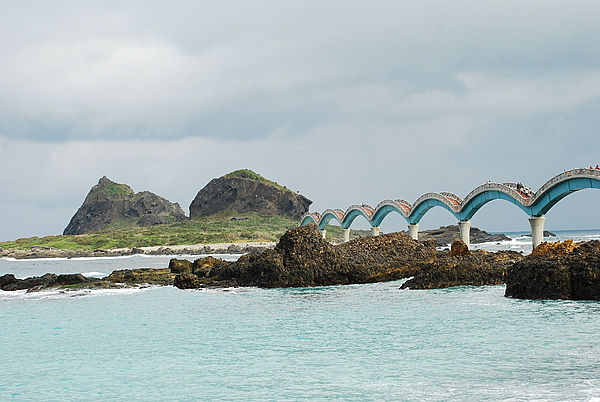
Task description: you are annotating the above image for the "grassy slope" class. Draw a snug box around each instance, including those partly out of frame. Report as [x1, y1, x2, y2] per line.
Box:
[224, 169, 294, 193]
[0, 212, 298, 250]
[0, 213, 366, 250]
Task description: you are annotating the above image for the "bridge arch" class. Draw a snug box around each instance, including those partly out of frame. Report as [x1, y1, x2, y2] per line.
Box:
[529, 172, 600, 216]
[457, 184, 532, 221]
[340, 204, 374, 229]
[370, 199, 411, 227]
[299, 168, 600, 248]
[317, 209, 345, 230]
[406, 193, 461, 224]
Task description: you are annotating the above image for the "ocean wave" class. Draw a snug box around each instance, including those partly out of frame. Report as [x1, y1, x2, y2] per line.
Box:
[0, 285, 157, 301]
[80, 271, 109, 278]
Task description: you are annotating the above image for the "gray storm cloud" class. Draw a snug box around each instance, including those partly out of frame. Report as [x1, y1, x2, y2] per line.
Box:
[1, 1, 600, 240]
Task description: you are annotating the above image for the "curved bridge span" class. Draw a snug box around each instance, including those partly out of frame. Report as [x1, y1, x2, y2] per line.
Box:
[300, 168, 600, 248]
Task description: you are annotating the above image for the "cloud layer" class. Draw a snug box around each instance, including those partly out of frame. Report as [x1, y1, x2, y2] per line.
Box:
[1, 1, 600, 240]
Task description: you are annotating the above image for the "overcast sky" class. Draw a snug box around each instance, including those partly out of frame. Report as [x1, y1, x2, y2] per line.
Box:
[1, 0, 600, 241]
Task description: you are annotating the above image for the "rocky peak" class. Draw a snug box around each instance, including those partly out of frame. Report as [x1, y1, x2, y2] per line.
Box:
[98, 176, 114, 187]
[63, 177, 187, 235]
[189, 169, 312, 220]
[82, 176, 134, 205]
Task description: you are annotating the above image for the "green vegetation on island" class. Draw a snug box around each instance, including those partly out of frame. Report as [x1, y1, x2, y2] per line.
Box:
[224, 169, 294, 193]
[1, 212, 298, 251]
[89, 182, 134, 201]
[0, 212, 367, 251]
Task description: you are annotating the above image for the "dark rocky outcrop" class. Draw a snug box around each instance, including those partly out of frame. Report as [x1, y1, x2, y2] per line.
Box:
[169, 258, 193, 274]
[0, 268, 177, 291]
[400, 248, 522, 290]
[13, 230, 599, 297]
[189, 170, 312, 220]
[505, 240, 600, 300]
[417, 225, 510, 246]
[172, 230, 526, 291]
[450, 239, 472, 257]
[173, 224, 437, 289]
[104, 268, 176, 286]
[63, 176, 187, 235]
[0, 273, 103, 291]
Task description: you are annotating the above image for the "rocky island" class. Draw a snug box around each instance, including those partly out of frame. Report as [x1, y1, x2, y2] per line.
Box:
[189, 169, 312, 220]
[63, 176, 187, 235]
[0, 169, 307, 255]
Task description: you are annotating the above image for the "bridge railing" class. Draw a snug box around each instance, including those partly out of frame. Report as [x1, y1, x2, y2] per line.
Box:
[461, 182, 530, 208]
[373, 199, 411, 217]
[440, 191, 463, 204]
[410, 192, 461, 214]
[345, 204, 374, 220]
[394, 198, 412, 208]
[532, 168, 600, 203]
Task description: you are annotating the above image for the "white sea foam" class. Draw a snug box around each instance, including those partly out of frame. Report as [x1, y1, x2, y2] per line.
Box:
[0, 285, 155, 301]
[81, 271, 109, 278]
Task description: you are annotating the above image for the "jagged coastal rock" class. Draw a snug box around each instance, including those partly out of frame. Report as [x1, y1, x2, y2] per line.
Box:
[0, 269, 176, 291]
[171, 225, 523, 290]
[400, 239, 522, 290]
[173, 224, 435, 289]
[189, 170, 312, 220]
[63, 176, 187, 235]
[505, 240, 600, 300]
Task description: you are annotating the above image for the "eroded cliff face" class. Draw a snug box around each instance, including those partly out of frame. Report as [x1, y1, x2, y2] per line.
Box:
[189, 173, 312, 220]
[63, 177, 187, 235]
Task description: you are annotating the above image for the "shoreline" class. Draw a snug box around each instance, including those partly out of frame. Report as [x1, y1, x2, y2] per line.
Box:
[0, 241, 277, 260]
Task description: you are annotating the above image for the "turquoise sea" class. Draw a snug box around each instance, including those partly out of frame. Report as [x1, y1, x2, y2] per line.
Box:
[2, 230, 600, 401]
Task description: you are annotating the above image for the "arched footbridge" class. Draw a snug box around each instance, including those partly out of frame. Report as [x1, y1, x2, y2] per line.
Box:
[299, 168, 600, 248]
